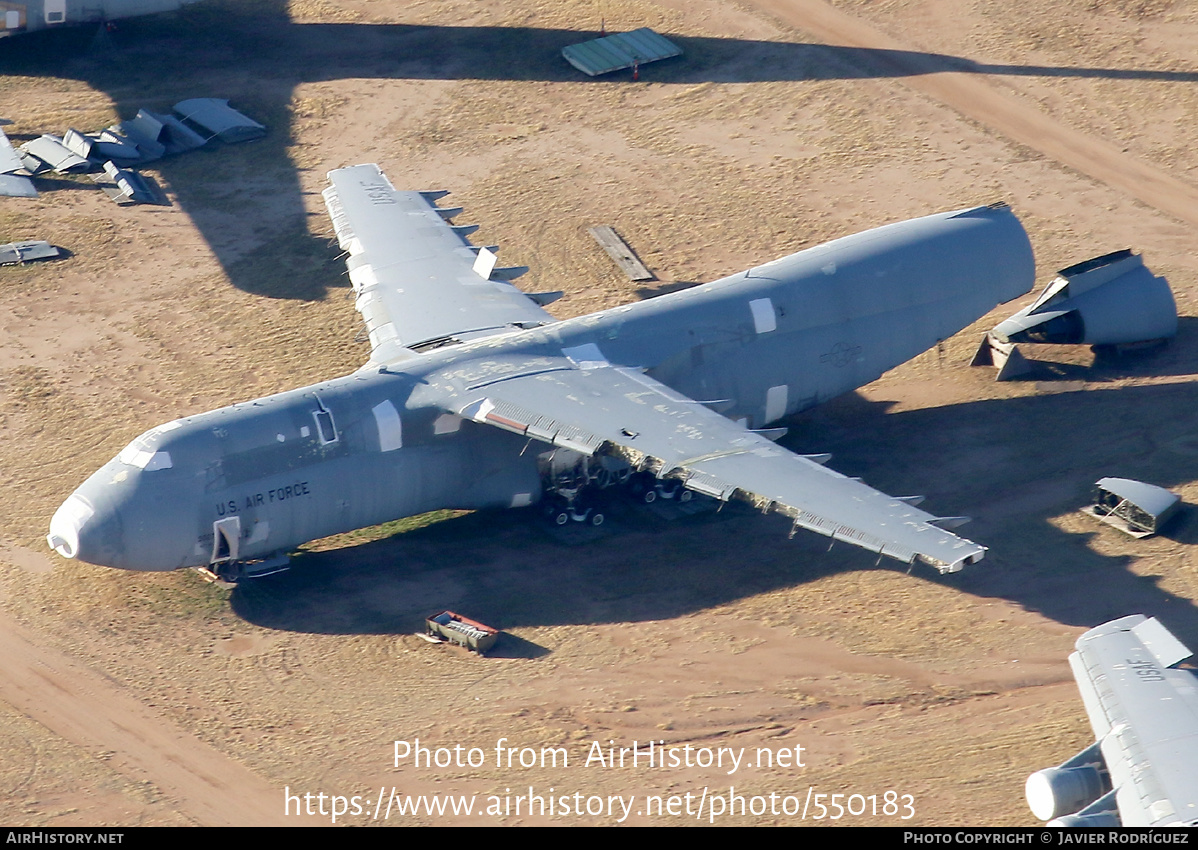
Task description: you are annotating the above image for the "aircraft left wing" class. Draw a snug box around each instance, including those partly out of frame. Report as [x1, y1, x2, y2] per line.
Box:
[1027, 615, 1198, 827]
[444, 355, 985, 573]
[323, 164, 556, 363]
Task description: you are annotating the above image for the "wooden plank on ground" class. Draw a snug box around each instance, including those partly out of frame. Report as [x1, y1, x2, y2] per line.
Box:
[588, 225, 655, 281]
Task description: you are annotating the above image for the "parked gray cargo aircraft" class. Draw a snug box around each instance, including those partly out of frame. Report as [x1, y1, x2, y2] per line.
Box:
[1027, 615, 1198, 827]
[47, 164, 1035, 578]
[0, 0, 201, 36]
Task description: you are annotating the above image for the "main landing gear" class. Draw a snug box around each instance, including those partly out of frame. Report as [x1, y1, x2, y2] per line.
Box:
[626, 471, 693, 504]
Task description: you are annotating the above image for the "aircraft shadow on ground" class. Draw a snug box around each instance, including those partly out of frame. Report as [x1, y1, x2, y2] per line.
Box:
[230, 378, 1198, 646]
[6, 0, 1197, 299]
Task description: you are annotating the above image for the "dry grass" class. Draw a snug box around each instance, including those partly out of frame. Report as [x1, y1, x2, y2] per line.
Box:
[0, 0, 1196, 827]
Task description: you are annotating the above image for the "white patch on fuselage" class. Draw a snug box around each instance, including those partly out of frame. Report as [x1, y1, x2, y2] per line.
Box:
[765, 384, 788, 423]
[749, 298, 776, 334]
[372, 399, 403, 451]
[562, 343, 609, 370]
[510, 493, 532, 508]
[434, 413, 462, 434]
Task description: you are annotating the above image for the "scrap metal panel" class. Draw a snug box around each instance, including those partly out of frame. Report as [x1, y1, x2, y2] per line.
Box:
[588, 225, 653, 280]
[562, 27, 682, 76]
[0, 240, 59, 264]
[0, 124, 23, 174]
[174, 98, 266, 144]
[20, 134, 90, 173]
[0, 173, 36, 198]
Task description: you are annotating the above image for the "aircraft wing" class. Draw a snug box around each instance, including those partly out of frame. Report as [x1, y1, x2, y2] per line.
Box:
[1053, 616, 1198, 826]
[448, 356, 985, 573]
[322, 164, 556, 363]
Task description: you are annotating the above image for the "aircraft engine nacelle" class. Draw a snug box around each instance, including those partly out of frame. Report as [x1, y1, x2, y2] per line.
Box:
[1047, 790, 1121, 828]
[992, 249, 1176, 347]
[1025, 742, 1113, 823]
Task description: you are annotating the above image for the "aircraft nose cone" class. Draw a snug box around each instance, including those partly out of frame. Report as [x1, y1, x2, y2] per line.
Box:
[46, 485, 125, 566]
[47, 493, 94, 559]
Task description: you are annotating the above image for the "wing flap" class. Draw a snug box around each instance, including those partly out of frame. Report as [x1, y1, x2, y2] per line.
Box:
[323, 165, 556, 361]
[451, 359, 984, 573]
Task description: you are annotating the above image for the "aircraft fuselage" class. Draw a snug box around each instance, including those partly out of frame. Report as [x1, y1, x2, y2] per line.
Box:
[48, 203, 1033, 571]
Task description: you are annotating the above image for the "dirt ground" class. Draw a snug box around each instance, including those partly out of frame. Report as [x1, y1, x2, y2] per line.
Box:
[2, 0, 1198, 827]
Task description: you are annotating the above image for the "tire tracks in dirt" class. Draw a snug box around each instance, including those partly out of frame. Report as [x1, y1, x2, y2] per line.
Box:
[0, 605, 309, 826]
[748, 0, 1198, 229]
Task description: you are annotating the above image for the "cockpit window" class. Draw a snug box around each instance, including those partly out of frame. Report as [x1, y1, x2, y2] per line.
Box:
[117, 422, 179, 471]
[118, 444, 173, 470]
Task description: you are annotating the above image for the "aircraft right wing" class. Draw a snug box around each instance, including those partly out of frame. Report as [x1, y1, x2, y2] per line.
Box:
[323, 164, 557, 364]
[440, 354, 986, 573]
[1026, 615, 1198, 827]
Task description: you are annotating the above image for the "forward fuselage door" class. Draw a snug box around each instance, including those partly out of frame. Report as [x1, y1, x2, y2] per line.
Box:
[211, 516, 240, 564]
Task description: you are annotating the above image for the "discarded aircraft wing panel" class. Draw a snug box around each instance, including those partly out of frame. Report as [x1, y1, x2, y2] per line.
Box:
[62, 128, 94, 160]
[1028, 616, 1198, 826]
[1084, 477, 1180, 538]
[0, 240, 60, 265]
[173, 98, 266, 144]
[19, 134, 91, 174]
[86, 130, 144, 163]
[149, 111, 207, 155]
[0, 125, 24, 174]
[110, 113, 166, 162]
[322, 164, 555, 357]
[0, 173, 37, 198]
[115, 109, 207, 158]
[94, 161, 167, 206]
[453, 360, 986, 573]
[562, 27, 683, 76]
